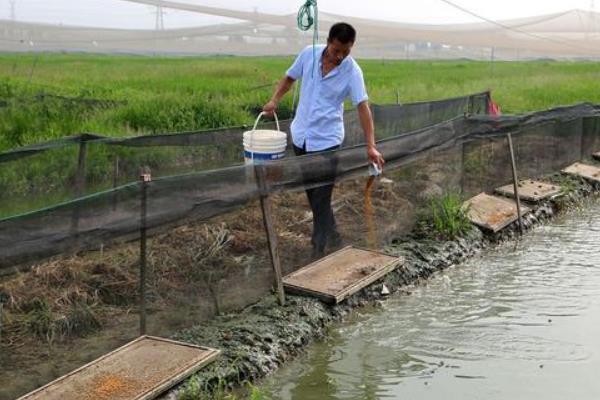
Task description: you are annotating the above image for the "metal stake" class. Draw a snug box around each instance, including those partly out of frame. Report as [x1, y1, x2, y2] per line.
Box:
[0, 302, 4, 345]
[74, 139, 88, 197]
[112, 155, 120, 211]
[490, 46, 496, 78]
[0, 291, 7, 345]
[255, 164, 286, 306]
[70, 138, 88, 240]
[139, 167, 151, 335]
[507, 133, 524, 236]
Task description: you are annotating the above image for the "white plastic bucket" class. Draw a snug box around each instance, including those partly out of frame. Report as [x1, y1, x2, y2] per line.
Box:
[243, 112, 287, 165]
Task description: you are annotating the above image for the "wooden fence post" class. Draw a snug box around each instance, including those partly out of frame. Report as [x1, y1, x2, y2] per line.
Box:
[507, 133, 524, 236]
[254, 164, 285, 306]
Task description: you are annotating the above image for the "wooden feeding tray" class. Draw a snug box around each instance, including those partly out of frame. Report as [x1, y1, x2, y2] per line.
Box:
[283, 246, 402, 304]
[562, 162, 600, 183]
[18, 336, 220, 400]
[495, 179, 561, 202]
[464, 193, 530, 232]
[593, 151, 600, 161]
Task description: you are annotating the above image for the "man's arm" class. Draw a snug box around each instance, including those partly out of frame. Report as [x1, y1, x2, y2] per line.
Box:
[357, 101, 385, 170]
[263, 76, 295, 116]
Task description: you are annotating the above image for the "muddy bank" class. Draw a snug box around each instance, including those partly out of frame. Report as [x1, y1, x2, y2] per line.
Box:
[161, 173, 599, 399]
[0, 168, 424, 400]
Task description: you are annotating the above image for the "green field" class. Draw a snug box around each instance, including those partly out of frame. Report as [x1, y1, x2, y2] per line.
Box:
[1, 54, 599, 400]
[1, 54, 600, 217]
[1, 53, 600, 152]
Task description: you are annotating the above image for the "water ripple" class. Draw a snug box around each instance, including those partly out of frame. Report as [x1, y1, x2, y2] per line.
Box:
[263, 201, 600, 400]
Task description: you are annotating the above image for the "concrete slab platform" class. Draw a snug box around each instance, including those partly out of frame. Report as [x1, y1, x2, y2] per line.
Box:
[562, 162, 600, 183]
[283, 246, 402, 304]
[495, 180, 561, 202]
[464, 193, 531, 232]
[18, 336, 220, 400]
[593, 151, 600, 161]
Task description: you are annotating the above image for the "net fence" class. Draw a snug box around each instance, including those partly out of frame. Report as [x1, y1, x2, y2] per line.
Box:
[1, 92, 600, 399]
[0, 91, 490, 268]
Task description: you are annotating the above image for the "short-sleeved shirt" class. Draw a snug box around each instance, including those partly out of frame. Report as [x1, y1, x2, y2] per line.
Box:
[286, 44, 368, 151]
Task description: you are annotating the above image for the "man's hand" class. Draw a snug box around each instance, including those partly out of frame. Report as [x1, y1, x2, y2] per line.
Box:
[357, 101, 384, 171]
[262, 100, 277, 116]
[263, 76, 295, 117]
[367, 145, 385, 171]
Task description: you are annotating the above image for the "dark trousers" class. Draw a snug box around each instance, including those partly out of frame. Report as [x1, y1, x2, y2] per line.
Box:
[293, 143, 340, 253]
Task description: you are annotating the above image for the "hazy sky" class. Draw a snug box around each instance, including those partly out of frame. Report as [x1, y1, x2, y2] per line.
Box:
[0, 0, 597, 29]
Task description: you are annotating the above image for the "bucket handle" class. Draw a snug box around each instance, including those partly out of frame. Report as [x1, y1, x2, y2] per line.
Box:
[252, 111, 280, 132]
[250, 111, 280, 163]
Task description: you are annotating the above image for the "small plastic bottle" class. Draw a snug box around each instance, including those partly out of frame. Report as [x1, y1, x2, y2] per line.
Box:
[368, 162, 382, 177]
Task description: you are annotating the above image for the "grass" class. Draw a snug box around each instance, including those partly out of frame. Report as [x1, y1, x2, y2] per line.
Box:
[2, 54, 600, 152]
[547, 173, 587, 212]
[1, 54, 600, 210]
[418, 192, 473, 240]
[180, 224, 240, 315]
[177, 357, 270, 400]
[179, 379, 271, 400]
[557, 175, 580, 195]
[0, 54, 293, 151]
[178, 377, 229, 400]
[21, 297, 100, 343]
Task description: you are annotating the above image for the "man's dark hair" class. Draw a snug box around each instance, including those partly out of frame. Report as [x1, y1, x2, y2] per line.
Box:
[328, 22, 356, 44]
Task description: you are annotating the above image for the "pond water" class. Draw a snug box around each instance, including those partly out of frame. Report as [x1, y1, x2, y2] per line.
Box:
[261, 200, 600, 400]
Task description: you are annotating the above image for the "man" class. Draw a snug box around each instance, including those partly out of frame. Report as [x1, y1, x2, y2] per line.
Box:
[263, 22, 385, 257]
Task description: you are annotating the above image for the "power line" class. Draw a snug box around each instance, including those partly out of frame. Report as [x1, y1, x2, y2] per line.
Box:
[437, 0, 600, 55]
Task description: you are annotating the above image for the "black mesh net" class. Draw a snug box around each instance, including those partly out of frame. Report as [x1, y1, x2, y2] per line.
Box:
[2, 93, 600, 399]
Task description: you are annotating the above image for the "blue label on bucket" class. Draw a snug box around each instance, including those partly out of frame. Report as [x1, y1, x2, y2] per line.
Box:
[244, 151, 286, 161]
